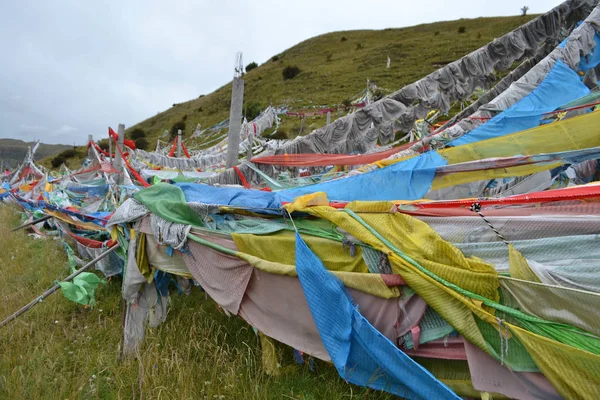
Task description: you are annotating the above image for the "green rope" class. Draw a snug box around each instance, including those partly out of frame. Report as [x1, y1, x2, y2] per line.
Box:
[342, 209, 600, 353]
[186, 233, 239, 256]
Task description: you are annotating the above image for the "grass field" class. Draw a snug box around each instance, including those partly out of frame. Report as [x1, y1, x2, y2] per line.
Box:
[0, 205, 395, 399]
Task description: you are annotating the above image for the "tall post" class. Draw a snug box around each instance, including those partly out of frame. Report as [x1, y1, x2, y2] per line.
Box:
[326, 111, 331, 125]
[247, 132, 253, 161]
[109, 128, 113, 166]
[114, 124, 125, 183]
[226, 77, 245, 168]
[177, 129, 182, 158]
[87, 135, 94, 160]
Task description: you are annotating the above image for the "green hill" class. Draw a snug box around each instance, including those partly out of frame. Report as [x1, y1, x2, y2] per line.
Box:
[0, 139, 72, 169]
[127, 15, 536, 147]
[36, 14, 538, 167]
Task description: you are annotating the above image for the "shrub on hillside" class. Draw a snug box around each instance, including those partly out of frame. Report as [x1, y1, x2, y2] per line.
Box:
[51, 156, 65, 168]
[282, 65, 301, 80]
[372, 88, 386, 101]
[355, 42, 363, 50]
[325, 52, 333, 62]
[341, 98, 352, 108]
[270, 131, 288, 140]
[340, 36, 347, 42]
[458, 26, 466, 34]
[59, 149, 78, 159]
[130, 128, 146, 140]
[271, 55, 279, 62]
[170, 121, 186, 140]
[244, 101, 262, 121]
[50, 148, 78, 168]
[97, 140, 109, 151]
[135, 137, 149, 150]
[245, 62, 258, 72]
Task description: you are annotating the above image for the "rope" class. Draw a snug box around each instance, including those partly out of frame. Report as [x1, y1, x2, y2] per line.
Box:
[496, 317, 510, 366]
[233, 165, 251, 189]
[168, 137, 178, 157]
[113, 138, 150, 188]
[469, 202, 509, 245]
[340, 208, 600, 352]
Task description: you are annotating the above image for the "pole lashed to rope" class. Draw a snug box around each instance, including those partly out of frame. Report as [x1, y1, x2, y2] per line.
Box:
[11, 215, 52, 232]
[0, 244, 119, 329]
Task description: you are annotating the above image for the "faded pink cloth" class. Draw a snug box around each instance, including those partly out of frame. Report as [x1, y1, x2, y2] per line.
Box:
[182, 238, 253, 315]
[463, 339, 562, 400]
[405, 337, 467, 360]
[177, 232, 427, 360]
[239, 268, 426, 361]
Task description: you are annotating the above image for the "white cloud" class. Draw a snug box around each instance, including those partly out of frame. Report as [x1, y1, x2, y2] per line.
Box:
[53, 125, 77, 135]
[18, 124, 45, 132]
[0, 0, 565, 145]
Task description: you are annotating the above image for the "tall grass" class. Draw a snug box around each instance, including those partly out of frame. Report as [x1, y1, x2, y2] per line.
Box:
[0, 205, 393, 399]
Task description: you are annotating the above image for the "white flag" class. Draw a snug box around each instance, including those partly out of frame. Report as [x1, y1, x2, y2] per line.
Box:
[31, 140, 40, 156]
[386, 56, 391, 69]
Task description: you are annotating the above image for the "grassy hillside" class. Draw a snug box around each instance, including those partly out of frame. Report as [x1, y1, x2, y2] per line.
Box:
[0, 139, 72, 169]
[0, 205, 394, 399]
[33, 15, 538, 168]
[129, 15, 536, 146]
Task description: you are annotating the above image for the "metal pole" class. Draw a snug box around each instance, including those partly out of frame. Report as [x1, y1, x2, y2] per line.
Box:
[177, 129, 182, 158]
[11, 215, 52, 232]
[0, 244, 119, 329]
[326, 111, 331, 125]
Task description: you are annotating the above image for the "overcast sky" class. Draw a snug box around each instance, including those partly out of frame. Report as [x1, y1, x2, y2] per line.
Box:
[0, 0, 562, 145]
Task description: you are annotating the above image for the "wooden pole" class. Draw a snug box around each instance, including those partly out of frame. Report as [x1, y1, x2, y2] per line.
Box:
[0, 244, 120, 329]
[11, 215, 52, 232]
